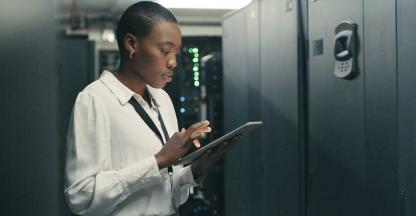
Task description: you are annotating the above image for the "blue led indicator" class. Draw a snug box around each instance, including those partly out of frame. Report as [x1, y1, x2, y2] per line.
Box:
[179, 96, 186, 102]
[180, 108, 186, 113]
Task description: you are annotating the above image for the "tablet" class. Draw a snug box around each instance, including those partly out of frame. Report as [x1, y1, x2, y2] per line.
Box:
[173, 121, 263, 166]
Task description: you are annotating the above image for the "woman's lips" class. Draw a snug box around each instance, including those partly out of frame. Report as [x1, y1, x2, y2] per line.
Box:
[162, 74, 172, 82]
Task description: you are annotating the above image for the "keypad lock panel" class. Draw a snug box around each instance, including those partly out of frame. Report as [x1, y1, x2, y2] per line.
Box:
[335, 58, 353, 79]
[333, 21, 357, 79]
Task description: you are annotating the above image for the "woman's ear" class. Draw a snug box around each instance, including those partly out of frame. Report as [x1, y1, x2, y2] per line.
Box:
[123, 33, 138, 57]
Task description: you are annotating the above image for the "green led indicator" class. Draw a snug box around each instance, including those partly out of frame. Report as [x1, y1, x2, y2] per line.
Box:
[194, 72, 199, 76]
[194, 63, 199, 67]
[188, 48, 193, 53]
[194, 81, 200, 86]
[193, 67, 199, 72]
[192, 48, 199, 53]
[194, 53, 199, 58]
[193, 58, 198, 63]
[194, 76, 199, 81]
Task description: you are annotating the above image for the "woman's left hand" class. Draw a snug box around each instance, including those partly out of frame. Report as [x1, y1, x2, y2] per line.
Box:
[191, 135, 241, 179]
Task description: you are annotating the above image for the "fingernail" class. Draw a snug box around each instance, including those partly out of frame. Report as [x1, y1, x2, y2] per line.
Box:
[193, 140, 201, 148]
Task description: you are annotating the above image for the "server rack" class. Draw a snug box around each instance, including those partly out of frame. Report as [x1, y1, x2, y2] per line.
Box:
[223, 0, 416, 215]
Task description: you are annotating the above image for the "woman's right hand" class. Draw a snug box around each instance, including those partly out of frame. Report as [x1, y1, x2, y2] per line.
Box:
[155, 120, 211, 169]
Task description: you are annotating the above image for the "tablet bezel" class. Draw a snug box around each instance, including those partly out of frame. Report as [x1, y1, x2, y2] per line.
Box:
[173, 121, 262, 166]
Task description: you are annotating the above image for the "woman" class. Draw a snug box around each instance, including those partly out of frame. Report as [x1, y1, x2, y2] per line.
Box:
[64, 1, 233, 215]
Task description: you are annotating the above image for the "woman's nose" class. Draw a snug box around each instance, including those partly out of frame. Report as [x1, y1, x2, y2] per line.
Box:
[167, 56, 177, 70]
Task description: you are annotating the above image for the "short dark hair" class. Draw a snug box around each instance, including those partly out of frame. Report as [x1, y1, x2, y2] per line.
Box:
[116, 1, 177, 53]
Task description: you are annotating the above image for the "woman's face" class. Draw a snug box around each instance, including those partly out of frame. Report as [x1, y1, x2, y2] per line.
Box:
[132, 21, 182, 89]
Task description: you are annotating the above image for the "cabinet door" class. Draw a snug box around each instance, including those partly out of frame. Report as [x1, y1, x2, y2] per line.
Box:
[245, 2, 263, 215]
[223, 8, 251, 216]
[308, 0, 366, 215]
[398, 0, 416, 215]
[260, 0, 303, 215]
[364, 0, 399, 215]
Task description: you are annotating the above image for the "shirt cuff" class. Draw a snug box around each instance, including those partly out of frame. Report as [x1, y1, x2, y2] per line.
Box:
[179, 165, 206, 187]
[117, 156, 162, 194]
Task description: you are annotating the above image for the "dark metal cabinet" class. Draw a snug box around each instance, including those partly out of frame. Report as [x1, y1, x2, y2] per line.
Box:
[308, 1, 367, 215]
[398, 0, 416, 215]
[223, 0, 304, 215]
[245, 2, 263, 215]
[260, 0, 304, 215]
[0, 0, 65, 215]
[308, 0, 404, 215]
[223, 2, 263, 216]
[223, 6, 251, 216]
[223, 0, 416, 215]
[364, 0, 399, 215]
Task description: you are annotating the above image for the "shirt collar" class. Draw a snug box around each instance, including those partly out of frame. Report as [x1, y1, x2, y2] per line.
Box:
[100, 70, 161, 107]
[146, 87, 161, 107]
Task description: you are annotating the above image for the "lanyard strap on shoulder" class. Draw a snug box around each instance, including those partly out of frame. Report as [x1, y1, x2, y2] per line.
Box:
[129, 97, 165, 144]
[153, 98, 170, 144]
[128, 96, 174, 175]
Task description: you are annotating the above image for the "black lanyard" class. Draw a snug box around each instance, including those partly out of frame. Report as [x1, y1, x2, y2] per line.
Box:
[128, 96, 173, 175]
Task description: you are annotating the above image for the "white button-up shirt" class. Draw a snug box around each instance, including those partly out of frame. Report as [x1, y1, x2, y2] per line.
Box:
[65, 71, 198, 216]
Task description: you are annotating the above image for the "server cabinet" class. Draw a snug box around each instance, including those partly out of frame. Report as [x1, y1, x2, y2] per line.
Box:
[223, 7, 251, 216]
[223, 2, 261, 216]
[0, 0, 62, 215]
[245, 2, 263, 215]
[308, 0, 367, 215]
[224, 0, 413, 215]
[308, 0, 400, 215]
[224, 0, 304, 215]
[260, 0, 304, 215]
[363, 0, 399, 215]
[87, 41, 119, 80]
[398, 0, 416, 215]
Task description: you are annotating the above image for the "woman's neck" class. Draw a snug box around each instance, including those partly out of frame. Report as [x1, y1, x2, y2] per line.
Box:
[115, 66, 147, 98]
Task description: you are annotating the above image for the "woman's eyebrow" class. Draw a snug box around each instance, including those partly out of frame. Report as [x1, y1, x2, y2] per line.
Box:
[158, 41, 182, 52]
[158, 41, 181, 48]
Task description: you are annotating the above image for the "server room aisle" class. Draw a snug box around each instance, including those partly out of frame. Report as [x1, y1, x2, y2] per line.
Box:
[1, 0, 416, 216]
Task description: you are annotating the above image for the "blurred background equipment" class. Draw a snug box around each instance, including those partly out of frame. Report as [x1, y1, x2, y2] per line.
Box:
[3, 0, 416, 216]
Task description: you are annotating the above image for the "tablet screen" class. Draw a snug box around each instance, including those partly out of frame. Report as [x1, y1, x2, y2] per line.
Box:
[173, 121, 262, 166]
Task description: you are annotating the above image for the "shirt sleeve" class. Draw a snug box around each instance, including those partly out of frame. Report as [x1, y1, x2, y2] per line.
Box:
[172, 165, 206, 206]
[64, 92, 162, 216]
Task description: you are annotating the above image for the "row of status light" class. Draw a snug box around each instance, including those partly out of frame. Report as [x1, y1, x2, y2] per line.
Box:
[188, 47, 200, 87]
[179, 96, 186, 113]
[178, 96, 200, 114]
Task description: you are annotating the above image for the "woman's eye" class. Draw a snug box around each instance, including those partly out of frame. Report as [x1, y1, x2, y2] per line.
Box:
[161, 49, 170, 54]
